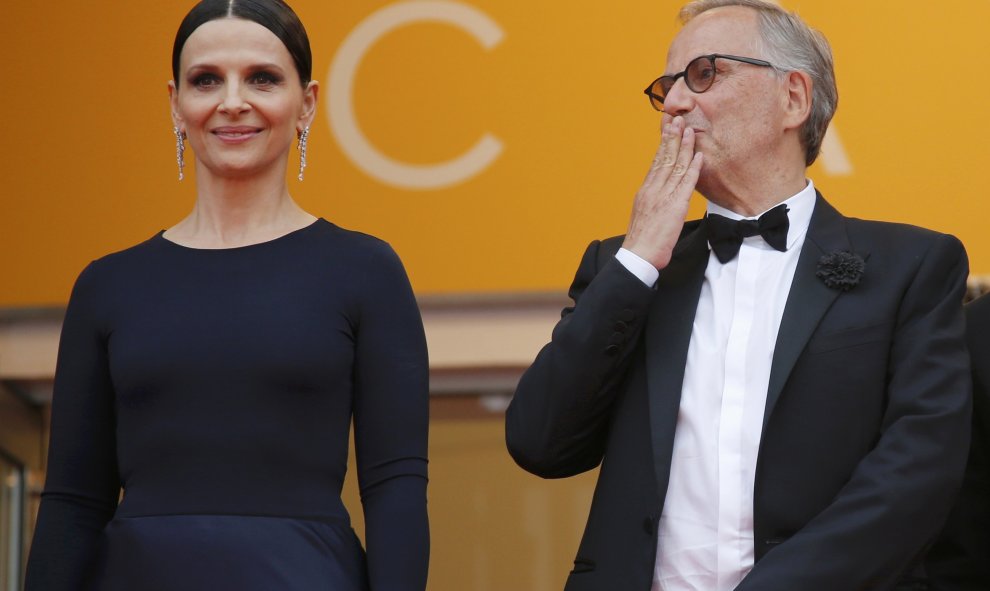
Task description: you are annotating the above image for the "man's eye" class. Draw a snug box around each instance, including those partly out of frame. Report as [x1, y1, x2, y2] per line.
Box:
[694, 66, 715, 82]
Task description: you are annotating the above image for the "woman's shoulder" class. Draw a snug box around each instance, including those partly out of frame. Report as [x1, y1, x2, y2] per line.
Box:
[62, 234, 164, 315]
[308, 219, 405, 266]
[76, 233, 163, 280]
[311, 219, 391, 250]
[308, 221, 413, 295]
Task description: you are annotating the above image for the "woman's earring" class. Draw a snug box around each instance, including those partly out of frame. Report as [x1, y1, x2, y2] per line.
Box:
[297, 126, 309, 181]
[174, 127, 186, 181]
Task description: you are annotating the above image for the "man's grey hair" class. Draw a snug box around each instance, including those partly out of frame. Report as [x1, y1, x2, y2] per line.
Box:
[680, 0, 837, 166]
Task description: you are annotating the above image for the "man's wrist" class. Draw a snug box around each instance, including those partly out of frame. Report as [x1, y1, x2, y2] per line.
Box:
[615, 248, 659, 287]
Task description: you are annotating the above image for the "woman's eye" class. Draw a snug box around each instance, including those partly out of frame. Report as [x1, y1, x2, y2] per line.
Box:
[192, 74, 221, 89]
[250, 72, 281, 86]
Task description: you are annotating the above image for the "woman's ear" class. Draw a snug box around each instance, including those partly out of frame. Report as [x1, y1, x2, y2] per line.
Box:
[168, 80, 184, 131]
[299, 80, 320, 131]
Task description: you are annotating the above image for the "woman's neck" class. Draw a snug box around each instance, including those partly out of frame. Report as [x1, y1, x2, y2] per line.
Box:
[164, 161, 316, 249]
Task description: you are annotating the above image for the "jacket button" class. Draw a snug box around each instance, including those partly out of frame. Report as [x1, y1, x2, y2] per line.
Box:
[613, 320, 628, 332]
[605, 344, 620, 355]
[643, 517, 655, 535]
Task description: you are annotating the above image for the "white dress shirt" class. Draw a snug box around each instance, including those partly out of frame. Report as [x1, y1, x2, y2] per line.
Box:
[616, 181, 817, 591]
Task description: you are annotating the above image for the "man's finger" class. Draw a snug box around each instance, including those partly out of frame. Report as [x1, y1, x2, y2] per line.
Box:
[644, 116, 684, 185]
[670, 126, 696, 178]
[675, 152, 703, 196]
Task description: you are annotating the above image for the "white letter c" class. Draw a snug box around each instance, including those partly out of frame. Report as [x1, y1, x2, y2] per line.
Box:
[328, 1, 505, 191]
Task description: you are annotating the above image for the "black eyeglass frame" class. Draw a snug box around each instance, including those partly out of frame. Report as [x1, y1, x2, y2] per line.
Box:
[644, 53, 776, 111]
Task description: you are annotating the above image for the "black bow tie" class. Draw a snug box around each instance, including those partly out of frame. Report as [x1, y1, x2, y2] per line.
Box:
[705, 204, 790, 263]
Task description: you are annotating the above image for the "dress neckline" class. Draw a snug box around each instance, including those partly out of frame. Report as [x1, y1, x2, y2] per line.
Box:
[155, 218, 325, 252]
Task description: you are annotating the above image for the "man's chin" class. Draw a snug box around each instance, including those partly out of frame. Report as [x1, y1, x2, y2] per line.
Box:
[694, 172, 717, 201]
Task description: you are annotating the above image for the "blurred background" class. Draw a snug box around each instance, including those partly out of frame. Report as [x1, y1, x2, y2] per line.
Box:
[2, 0, 989, 589]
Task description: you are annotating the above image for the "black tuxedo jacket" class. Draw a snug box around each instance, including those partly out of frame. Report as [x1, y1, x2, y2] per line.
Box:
[928, 294, 990, 590]
[506, 194, 972, 590]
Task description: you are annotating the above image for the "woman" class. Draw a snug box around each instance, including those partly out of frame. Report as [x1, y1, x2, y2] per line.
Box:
[24, 1, 430, 589]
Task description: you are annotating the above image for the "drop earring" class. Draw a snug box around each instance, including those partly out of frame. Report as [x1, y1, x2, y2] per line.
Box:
[174, 127, 186, 181]
[297, 126, 309, 181]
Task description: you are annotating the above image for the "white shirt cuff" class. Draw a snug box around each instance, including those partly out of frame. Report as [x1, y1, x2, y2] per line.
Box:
[615, 248, 659, 287]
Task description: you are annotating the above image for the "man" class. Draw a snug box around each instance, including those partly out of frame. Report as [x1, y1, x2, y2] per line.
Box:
[928, 294, 990, 589]
[505, 1, 972, 589]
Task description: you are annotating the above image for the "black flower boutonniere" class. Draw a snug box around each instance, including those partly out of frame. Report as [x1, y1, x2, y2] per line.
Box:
[816, 250, 865, 291]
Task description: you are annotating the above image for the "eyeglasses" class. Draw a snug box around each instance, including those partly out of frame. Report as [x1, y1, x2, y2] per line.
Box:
[644, 54, 775, 111]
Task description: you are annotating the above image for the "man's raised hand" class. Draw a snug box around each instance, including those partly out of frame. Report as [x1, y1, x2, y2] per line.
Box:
[621, 115, 703, 270]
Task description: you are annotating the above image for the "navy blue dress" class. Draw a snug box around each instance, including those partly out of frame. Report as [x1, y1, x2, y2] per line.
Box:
[25, 220, 430, 590]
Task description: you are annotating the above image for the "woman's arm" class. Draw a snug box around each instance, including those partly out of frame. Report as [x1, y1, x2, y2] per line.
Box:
[25, 263, 121, 590]
[352, 243, 430, 591]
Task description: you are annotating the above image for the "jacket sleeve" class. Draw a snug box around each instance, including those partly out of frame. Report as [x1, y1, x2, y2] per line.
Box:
[926, 294, 990, 590]
[738, 233, 972, 590]
[505, 239, 656, 478]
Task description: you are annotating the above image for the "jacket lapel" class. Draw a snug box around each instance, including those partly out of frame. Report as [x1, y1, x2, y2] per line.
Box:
[646, 221, 710, 491]
[763, 194, 862, 431]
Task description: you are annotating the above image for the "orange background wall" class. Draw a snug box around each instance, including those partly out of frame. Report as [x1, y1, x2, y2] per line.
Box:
[2, 0, 989, 307]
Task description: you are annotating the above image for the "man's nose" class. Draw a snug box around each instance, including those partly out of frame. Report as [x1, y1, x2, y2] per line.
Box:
[661, 77, 695, 116]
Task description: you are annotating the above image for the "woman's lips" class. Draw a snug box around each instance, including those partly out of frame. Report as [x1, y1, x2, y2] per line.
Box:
[212, 127, 262, 143]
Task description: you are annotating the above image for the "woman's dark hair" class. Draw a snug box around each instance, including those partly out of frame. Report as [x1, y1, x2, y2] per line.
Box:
[172, 0, 312, 87]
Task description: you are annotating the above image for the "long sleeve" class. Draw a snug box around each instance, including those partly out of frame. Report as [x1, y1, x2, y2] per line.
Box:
[352, 243, 430, 590]
[927, 294, 990, 590]
[506, 239, 657, 478]
[25, 263, 121, 590]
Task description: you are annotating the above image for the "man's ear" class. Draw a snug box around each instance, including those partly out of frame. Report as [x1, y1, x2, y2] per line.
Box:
[782, 70, 813, 131]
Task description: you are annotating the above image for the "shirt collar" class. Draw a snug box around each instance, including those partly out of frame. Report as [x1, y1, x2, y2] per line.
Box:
[706, 180, 817, 250]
